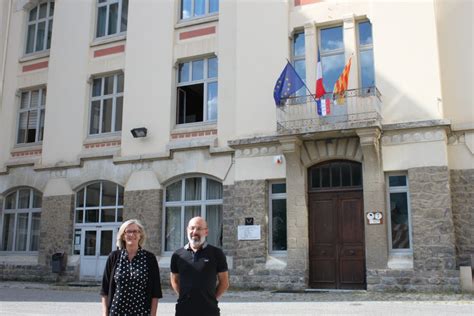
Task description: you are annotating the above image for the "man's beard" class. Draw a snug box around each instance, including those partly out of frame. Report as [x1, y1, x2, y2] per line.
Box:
[188, 234, 206, 247]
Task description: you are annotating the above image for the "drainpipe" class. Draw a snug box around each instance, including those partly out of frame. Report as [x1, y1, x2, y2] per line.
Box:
[0, 0, 13, 109]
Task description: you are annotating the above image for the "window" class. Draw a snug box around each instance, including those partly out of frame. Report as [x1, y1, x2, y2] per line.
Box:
[358, 21, 375, 89]
[89, 73, 124, 135]
[319, 26, 345, 93]
[291, 31, 306, 96]
[17, 88, 46, 144]
[1, 188, 42, 252]
[387, 174, 412, 252]
[269, 182, 287, 252]
[96, 0, 128, 39]
[74, 181, 124, 225]
[177, 57, 217, 124]
[180, 0, 219, 20]
[25, 0, 54, 54]
[309, 161, 362, 190]
[164, 176, 223, 252]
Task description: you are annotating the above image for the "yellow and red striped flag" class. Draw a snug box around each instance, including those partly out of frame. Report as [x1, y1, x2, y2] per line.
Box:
[333, 56, 352, 105]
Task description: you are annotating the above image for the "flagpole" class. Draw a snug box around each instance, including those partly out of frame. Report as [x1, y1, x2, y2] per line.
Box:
[286, 59, 318, 103]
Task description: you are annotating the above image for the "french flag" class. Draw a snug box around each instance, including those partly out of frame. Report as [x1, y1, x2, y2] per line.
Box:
[316, 49, 330, 116]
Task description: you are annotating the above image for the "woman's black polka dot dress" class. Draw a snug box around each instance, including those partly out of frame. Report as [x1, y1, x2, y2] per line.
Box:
[110, 248, 150, 315]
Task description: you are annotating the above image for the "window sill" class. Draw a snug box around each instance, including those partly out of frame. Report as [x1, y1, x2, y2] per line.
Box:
[90, 34, 127, 47]
[84, 133, 121, 145]
[0, 253, 38, 265]
[175, 14, 219, 29]
[19, 51, 50, 63]
[11, 143, 43, 152]
[387, 252, 413, 270]
[172, 122, 217, 134]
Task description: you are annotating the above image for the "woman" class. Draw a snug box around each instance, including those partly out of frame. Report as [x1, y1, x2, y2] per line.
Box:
[101, 219, 162, 315]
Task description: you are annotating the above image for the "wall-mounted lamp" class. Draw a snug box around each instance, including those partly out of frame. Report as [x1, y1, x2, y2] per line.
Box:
[130, 127, 148, 138]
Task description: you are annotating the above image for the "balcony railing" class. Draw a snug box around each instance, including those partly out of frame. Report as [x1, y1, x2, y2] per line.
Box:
[276, 87, 382, 134]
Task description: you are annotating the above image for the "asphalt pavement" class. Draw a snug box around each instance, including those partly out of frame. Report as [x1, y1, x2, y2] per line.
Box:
[0, 281, 473, 315]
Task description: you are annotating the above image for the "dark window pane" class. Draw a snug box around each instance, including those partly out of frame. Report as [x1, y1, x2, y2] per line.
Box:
[271, 183, 286, 194]
[26, 24, 36, 54]
[179, 62, 190, 83]
[311, 168, 320, 188]
[166, 181, 182, 201]
[75, 209, 84, 223]
[101, 99, 113, 133]
[15, 213, 29, 251]
[108, 3, 118, 35]
[74, 229, 81, 255]
[389, 175, 407, 187]
[165, 207, 181, 251]
[101, 209, 116, 222]
[206, 205, 222, 247]
[89, 100, 101, 134]
[30, 213, 41, 251]
[47, 20, 53, 50]
[272, 199, 287, 251]
[206, 179, 222, 200]
[2, 214, 14, 251]
[5, 192, 16, 209]
[85, 209, 99, 223]
[49, 1, 54, 16]
[76, 189, 84, 207]
[352, 164, 362, 186]
[100, 230, 113, 255]
[331, 165, 341, 187]
[96, 6, 106, 38]
[101, 182, 116, 206]
[84, 231, 97, 255]
[92, 78, 102, 97]
[341, 164, 351, 186]
[29, 7, 37, 21]
[33, 191, 42, 208]
[120, 0, 128, 32]
[185, 178, 201, 201]
[117, 208, 123, 222]
[18, 189, 31, 209]
[115, 96, 123, 131]
[36, 21, 46, 51]
[39, 3, 47, 19]
[181, 0, 191, 19]
[321, 167, 330, 187]
[86, 183, 101, 207]
[117, 74, 124, 93]
[117, 186, 124, 205]
[104, 76, 114, 95]
[390, 192, 410, 249]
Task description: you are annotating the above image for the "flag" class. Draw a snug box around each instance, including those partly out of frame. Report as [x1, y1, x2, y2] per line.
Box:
[315, 49, 326, 99]
[333, 56, 352, 105]
[273, 62, 305, 106]
[317, 98, 331, 116]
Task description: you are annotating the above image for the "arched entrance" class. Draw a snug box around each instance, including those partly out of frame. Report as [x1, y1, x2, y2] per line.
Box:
[308, 160, 366, 289]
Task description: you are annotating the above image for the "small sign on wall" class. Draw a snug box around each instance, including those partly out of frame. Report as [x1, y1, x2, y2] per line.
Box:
[238, 225, 261, 240]
[366, 211, 383, 225]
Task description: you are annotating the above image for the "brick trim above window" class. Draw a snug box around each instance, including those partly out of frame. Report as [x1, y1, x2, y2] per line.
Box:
[179, 26, 216, 40]
[22, 61, 48, 72]
[83, 140, 121, 149]
[93, 44, 126, 58]
[171, 129, 217, 139]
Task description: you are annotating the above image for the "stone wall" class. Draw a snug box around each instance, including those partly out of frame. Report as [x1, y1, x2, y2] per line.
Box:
[124, 189, 162, 255]
[450, 169, 474, 267]
[0, 263, 77, 283]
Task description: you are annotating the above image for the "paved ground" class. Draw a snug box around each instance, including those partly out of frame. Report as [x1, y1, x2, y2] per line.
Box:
[0, 281, 473, 315]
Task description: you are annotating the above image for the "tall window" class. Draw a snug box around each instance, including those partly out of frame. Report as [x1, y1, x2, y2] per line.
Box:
[96, 0, 128, 38]
[291, 31, 306, 96]
[89, 73, 124, 135]
[269, 182, 287, 253]
[25, 0, 54, 54]
[177, 57, 218, 124]
[180, 0, 219, 20]
[358, 21, 375, 89]
[1, 188, 42, 252]
[387, 174, 412, 252]
[320, 26, 345, 93]
[164, 176, 223, 252]
[17, 88, 46, 144]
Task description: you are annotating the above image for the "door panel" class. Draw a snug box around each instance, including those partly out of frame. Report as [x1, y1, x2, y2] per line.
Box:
[80, 227, 117, 281]
[309, 190, 365, 289]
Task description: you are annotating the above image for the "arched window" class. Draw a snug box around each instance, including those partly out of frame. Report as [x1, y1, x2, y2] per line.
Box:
[164, 176, 223, 252]
[1, 188, 42, 252]
[25, 0, 54, 54]
[74, 181, 124, 224]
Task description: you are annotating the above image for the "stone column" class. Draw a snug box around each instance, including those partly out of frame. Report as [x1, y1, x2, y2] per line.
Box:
[281, 136, 308, 287]
[357, 128, 388, 269]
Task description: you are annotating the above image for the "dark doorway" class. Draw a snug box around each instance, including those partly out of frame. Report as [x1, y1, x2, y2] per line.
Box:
[308, 161, 366, 289]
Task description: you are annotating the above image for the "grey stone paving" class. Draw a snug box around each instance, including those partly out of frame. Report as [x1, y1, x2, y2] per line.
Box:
[0, 282, 473, 315]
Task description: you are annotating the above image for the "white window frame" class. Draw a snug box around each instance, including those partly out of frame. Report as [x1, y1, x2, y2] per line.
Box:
[162, 175, 223, 254]
[16, 87, 46, 145]
[176, 56, 218, 125]
[386, 173, 413, 253]
[95, 0, 128, 39]
[319, 24, 345, 93]
[25, 0, 54, 55]
[179, 0, 219, 21]
[269, 181, 287, 255]
[88, 73, 124, 136]
[1, 188, 41, 253]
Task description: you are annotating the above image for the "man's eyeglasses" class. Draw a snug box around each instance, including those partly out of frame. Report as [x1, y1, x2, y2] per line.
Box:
[187, 226, 208, 232]
[124, 230, 140, 236]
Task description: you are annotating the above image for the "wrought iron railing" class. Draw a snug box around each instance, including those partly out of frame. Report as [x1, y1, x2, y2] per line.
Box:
[276, 87, 382, 134]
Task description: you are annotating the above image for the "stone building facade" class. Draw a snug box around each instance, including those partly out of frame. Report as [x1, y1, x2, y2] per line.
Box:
[0, 0, 472, 293]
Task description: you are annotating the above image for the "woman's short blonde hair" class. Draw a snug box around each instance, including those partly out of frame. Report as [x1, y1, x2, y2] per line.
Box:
[116, 219, 146, 249]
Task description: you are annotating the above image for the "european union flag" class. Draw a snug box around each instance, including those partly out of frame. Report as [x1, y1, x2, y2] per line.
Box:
[273, 62, 305, 106]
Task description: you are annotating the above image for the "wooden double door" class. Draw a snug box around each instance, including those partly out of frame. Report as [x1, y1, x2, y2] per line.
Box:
[309, 190, 366, 289]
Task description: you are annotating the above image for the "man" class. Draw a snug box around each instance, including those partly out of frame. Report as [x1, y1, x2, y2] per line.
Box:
[170, 216, 229, 316]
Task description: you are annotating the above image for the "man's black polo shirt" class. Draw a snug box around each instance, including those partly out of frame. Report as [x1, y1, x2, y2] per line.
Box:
[170, 242, 228, 314]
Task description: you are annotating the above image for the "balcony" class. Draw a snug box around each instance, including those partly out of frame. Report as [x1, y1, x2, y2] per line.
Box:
[276, 87, 382, 135]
